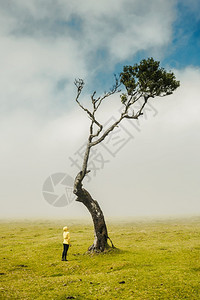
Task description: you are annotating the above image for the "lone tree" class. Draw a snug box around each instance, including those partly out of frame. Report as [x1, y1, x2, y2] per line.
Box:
[73, 58, 180, 252]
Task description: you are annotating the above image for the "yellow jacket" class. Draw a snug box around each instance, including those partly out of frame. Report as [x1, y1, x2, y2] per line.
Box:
[63, 226, 70, 244]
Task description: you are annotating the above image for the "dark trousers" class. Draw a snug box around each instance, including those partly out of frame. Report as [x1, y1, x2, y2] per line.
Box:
[62, 244, 69, 260]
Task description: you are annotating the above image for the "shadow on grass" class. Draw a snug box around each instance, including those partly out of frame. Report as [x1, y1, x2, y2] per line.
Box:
[82, 246, 129, 257]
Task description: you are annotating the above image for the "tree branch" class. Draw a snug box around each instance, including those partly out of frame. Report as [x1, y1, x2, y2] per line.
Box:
[74, 79, 103, 139]
[124, 95, 149, 119]
[90, 115, 124, 147]
[74, 82, 93, 120]
[95, 75, 121, 110]
[74, 77, 151, 184]
[122, 91, 141, 115]
[90, 93, 148, 147]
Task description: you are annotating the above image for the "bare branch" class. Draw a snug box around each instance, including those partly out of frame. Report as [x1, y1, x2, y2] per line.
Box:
[134, 95, 149, 118]
[74, 76, 122, 144]
[74, 79, 92, 118]
[74, 78, 84, 92]
[90, 93, 148, 147]
[90, 120, 94, 136]
[91, 122, 103, 139]
[124, 96, 149, 119]
[95, 75, 121, 110]
[90, 115, 123, 147]
[122, 91, 139, 114]
[91, 91, 97, 107]
[89, 119, 103, 139]
[74, 77, 149, 182]
[74, 79, 103, 136]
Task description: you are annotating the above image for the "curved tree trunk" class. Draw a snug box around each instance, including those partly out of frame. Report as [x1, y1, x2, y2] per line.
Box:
[74, 171, 113, 252]
[77, 190, 108, 252]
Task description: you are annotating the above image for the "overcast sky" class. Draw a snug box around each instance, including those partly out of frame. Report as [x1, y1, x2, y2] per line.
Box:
[0, 0, 200, 219]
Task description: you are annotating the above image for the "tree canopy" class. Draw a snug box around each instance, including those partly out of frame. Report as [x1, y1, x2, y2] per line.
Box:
[120, 57, 180, 102]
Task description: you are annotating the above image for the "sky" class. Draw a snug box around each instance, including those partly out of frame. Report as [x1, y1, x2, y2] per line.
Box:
[0, 0, 200, 219]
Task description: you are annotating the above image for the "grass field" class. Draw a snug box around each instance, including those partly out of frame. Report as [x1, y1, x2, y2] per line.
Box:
[0, 217, 200, 299]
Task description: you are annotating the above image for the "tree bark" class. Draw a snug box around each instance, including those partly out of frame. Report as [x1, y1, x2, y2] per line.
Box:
[74, 172, 110, 252]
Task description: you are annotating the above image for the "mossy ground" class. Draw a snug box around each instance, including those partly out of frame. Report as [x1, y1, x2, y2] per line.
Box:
[1, 217, 200, 299]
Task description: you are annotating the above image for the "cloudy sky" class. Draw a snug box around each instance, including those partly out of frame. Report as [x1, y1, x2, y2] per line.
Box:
[0, 0, 200, 219]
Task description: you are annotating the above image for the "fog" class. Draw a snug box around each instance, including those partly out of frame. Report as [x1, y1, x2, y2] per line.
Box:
[0, 0, 199, 218]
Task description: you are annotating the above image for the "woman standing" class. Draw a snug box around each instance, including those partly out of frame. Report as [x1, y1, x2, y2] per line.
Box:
[62, 226, 70, 261]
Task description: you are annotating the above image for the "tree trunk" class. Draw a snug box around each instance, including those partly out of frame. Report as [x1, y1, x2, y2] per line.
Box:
[74, 172, 112, 252]
[77, 190, 108, 252]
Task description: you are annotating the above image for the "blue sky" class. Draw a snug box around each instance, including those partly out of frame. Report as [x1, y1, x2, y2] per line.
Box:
[108, 0, 200, 88]
[164, 1, 200, 68]
[0, 0, 200, 218]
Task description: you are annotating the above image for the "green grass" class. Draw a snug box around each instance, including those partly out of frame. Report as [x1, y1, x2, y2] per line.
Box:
[1, 217, 200, 299]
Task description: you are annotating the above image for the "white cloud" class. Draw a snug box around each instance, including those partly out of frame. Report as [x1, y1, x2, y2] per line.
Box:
[0, 0, 177, 116]
[1, 0, 199, 218]
[155, 67, 200, 127]
[1, 66, 200, 218]
[0, 36, 87, 114]
[0, 0, 176, 72]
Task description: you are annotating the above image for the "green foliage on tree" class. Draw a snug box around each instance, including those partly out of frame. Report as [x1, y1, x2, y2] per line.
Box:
[120, 57, 180, 103]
